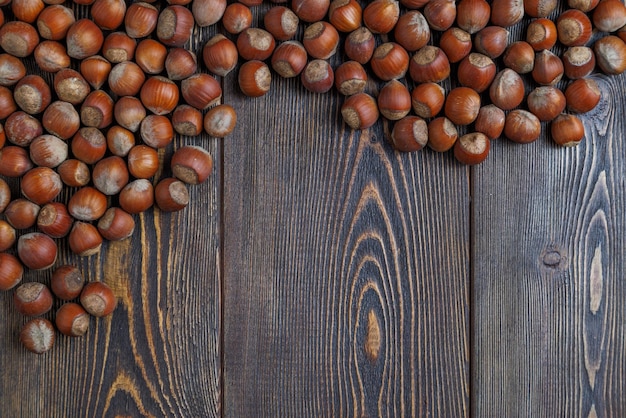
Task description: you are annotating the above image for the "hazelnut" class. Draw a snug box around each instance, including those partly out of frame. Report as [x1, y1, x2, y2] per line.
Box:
[21, 166, 63, 205]
[58, 159, 91, 187]
[13, 282, 53, 317]
[68, 186, 108, 221]
[444, 87, 481, 126]
[181, 73, 222, 110]
[29, 134, 68, 168]
[5, 199, 40, 230]
[504, 109, 542, 143]
[37, 202, 73, 238]
[50, 265, 84, 300]
[97, 207, 135, 241]
[68, 222, 103, 256]
[202, 34, 238, 77]
[92, 156, 129, 196]
[55, 302, 90, 337]
[427, 117, 458, 152]
[140, 114, 174, 149]
[551, 114, 585, 147]
[20, 318, 55, 354]
[341, 93, 379, 130]
[389, 115, 428, 152]
[119, 179, 155, 214]
[17, 232, 57, 270]
[80, 55, 112, 90]
[301, 59, 334, 94]
[238, 60, 272, 97]
[171, 146, 213, 185]
[155, 178, 189, 212]
[156, 5, 194, 47]
[263, 6, 299, 40]
[454, 132, 490, 165]
[80, 281, 117, 317]
[204, 104, 237, 138]
[0, 253, 24, 291]
[127, 145, 159, 179]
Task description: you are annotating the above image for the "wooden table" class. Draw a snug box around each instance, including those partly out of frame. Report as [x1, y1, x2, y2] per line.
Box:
[1, 4, 626, 417]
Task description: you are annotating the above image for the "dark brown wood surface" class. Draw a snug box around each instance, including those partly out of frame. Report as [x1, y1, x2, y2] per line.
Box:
[0, 1, 625, 417]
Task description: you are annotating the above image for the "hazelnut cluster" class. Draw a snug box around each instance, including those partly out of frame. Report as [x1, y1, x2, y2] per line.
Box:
[219, 0, 625, 164]
[14, 265, 116, 354]
[0, 0, 223, 353]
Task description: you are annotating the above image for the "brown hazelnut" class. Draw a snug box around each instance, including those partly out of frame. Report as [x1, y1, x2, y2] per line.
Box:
[29, 134, 68, 168]
[37, 202, 73, 238]
[33, 40, 70, 73]
[411, 82, 445, 118]
[5, 111, 43, 147]
[5, 198, 40, 229]
[427, 117, 458, 152]
[551, 114, 585, 146]
[134, 39, 167, 75]
[222, 3, 253, 35]
[14, 75, 52, 115]
[371, 42, 410, 81]
[21, 166, 62, 205]
[202, 34, 238, 77]
[270, 41, 308, 78]
[301, 59, 334, 94]
[17, 232, 57, 270]
[171, 146, 213, 185]
[71, 127, 107, 164]
[54, 68, 90, 105]
[444, 87, 481, 125]
[389, 115, 428, 152]
[156, 5, 194, 47]
[0, 146, 33, 177]
[80, 281, 117, 317]
[263, 6, 299, 40]
[97, 207, 135, 241]
[66, 19, 104, 60]
[0, 21, 39, 57]
[36, 4, 75, 40]
[489, 68, 525, 110]
[119, 179, 155, 214]
[113, 96, 146, 134]
[57, 159, 90, 187]
[565, 78, 602, 114]
[92, 156, 129, 196]
[155, 178, 189, 212]
[204, 104, 237, 138]
[14, 282, 53, 317]
[0, 253, 24, 291]
[56, 302, 90, 337]
[140, 76, 180, 116]
[0, 53, 26, 86]
[504, 109, 542, 143]
[238, 60, 272, 97]
[20, 318, 55, 354]
[409, 45, 450, 84]
[80, 55, 111, 90]
[68, 222, 103, 257]
[237, 28, 276, 61]
[363, 0, 400, 34]
[127, 145, 159, 179]
[0, 219, 16, 251]
[454, 132, 490, 165]
[344, 27, 375, 64]
[172, 105, 203, 136]
[140, 114, 174, 149]
[50, 265, 84, 300]
[106, 126, 135, 157]
[125, 2, 158, 39]
[341, 93, 379, 130]
[377, 80, 411, 121]
[68, 186, 108, 221]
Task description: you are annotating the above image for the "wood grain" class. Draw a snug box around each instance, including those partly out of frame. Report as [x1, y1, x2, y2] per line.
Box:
[222, 70, 470, 416]
[472, 71, 626, 417]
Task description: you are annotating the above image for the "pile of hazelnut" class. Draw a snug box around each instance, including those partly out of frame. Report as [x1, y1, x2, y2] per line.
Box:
[0, 0, 227, 354]
[209, 0, 626, 164]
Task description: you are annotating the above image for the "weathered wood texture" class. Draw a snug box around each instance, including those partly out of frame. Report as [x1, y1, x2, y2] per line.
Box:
[222, 73, 470, 416]
[472, 71, 626, 417]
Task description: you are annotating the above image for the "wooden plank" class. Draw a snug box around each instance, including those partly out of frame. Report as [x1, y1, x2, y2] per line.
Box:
[472, 71, 626, 416]
[0, 24, 222, 418]
[222, 70, 470, 415]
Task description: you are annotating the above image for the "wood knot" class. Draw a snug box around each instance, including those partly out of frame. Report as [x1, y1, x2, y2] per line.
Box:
[540, 246, 568, 271]
[364, 309, 381, 362]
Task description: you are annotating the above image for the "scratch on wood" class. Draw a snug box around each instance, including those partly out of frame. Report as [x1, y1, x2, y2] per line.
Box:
[590, 245, 603, 315]
[365, 310, 381, 362]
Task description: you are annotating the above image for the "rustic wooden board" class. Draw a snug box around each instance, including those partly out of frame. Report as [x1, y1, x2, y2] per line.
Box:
[221, 68, 470, 415]
[472, 71, 626, 416]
